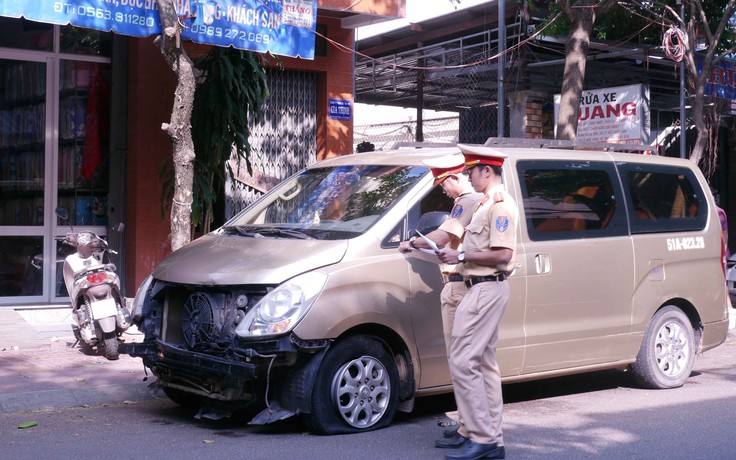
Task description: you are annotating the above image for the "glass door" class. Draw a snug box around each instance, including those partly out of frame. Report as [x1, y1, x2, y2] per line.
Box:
[0, 56, 48, 300]
[54, 59, 112, 300]
[0, 19, 113, 305]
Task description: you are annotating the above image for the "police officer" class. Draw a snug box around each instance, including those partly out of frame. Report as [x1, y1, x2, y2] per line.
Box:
[436, 145, 518, 460]
[398, 154, 483, 434]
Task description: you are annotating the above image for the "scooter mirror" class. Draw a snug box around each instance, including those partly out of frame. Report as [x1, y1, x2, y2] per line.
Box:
[55, 207, 69, 221]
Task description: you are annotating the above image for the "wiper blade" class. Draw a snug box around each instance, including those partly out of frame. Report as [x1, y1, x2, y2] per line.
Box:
[254, 227, 312, 239]
[221, 226, 312, 239]
[220, 226, 259, 237]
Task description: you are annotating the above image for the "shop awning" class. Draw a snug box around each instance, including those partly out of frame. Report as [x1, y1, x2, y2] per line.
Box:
[0, 0, 317, 59]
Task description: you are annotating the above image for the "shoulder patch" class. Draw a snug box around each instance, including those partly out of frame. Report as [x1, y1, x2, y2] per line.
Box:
[493, 192, 504, 203]
[451, 204, 464, 219]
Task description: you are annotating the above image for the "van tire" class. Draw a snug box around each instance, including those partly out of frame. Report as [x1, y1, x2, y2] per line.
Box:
[162, 386, 203, 412]
[631, 306, 695, 389]
[304, 335, 399, 435]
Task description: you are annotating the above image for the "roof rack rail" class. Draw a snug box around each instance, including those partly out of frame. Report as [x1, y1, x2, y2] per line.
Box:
[483, 137, 654, 154]
[384, 141, 459, 150]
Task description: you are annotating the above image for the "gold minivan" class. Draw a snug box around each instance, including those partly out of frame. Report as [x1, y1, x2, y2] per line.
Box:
[124, 142, 729, 434]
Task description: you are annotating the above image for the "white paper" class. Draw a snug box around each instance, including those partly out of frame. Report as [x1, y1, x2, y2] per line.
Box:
[415, 230, 440, 252]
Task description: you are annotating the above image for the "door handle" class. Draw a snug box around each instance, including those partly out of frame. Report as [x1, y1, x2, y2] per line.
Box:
[535, 254, 551, 274]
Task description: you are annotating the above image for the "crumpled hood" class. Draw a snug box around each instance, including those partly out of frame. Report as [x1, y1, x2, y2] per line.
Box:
[152, 233, 347, 285]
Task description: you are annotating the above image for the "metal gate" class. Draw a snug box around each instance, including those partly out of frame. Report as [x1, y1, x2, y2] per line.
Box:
[225, 70, 317, 217]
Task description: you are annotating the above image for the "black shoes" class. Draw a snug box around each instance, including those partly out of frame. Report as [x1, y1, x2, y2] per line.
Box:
[434, 430, 467, 448]
[443, 440, 505, 460]
[443, 425, 460, 438]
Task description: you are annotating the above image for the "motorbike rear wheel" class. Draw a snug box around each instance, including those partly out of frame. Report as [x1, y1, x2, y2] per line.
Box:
[102, 332, 120, 360]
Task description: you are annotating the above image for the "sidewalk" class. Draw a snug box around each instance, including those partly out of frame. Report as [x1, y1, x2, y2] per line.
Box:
[0, 328, 156, 414]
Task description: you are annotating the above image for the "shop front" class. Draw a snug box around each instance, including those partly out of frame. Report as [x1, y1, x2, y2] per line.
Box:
[0, 18, 116, 305]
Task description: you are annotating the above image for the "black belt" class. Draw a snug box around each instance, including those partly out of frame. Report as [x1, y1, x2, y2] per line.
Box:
[464, 274, 506, 287]
[443, 274, 464, 283]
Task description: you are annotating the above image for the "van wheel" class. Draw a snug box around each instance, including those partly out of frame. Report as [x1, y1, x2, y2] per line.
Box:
[631, 306, 695, 389]
[304, 335, 399, 435]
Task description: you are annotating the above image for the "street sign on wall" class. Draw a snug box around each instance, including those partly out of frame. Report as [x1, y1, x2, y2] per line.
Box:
[554, 84, 650, 145]
[0, 0, 316, 59]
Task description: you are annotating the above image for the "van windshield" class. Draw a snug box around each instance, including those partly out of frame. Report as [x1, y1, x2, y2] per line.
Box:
[223, 164, 428, 240]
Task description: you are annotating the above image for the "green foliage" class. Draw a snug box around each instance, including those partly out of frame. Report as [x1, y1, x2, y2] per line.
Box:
[160, 47, 269, 230]
[534, 1, 736, 53]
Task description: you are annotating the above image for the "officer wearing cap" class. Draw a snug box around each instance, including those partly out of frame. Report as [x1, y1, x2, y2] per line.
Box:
[435, 145, 518, 460]
[398, 154, 483, 433]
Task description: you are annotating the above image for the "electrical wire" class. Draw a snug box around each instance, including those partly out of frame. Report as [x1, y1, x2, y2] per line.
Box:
[662, 26, 687, 62]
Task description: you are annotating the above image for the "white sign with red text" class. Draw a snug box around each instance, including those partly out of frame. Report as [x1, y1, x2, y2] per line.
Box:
[554, 84, 650, 144]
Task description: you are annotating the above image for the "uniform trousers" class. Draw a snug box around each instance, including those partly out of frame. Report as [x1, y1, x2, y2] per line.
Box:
[449, 280, 509, 446]
[440, 280, 468, 423]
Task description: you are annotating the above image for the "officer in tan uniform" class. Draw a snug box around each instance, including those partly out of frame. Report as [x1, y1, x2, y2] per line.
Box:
[398, 154, 482, 434]
[436, 145, 518, 460]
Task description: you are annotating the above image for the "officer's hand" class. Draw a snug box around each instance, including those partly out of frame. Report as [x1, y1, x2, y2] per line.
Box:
[436, 248, 460, 264]
[398, 241, 413, 254]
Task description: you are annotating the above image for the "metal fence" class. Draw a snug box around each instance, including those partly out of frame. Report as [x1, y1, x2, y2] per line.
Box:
[354, 116, 459, 151]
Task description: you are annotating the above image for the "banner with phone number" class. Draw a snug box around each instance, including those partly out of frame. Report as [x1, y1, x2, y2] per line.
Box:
[0, 0, 316, 59]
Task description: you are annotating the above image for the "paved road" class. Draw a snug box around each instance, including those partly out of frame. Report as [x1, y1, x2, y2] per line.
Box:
[3, 331, 736, 459]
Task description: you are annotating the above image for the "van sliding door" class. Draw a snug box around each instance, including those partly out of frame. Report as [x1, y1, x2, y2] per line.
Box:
[516, 160, 634, 373]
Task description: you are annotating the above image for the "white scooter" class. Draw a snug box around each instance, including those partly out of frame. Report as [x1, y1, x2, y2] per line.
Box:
[57, 208, 131, 360]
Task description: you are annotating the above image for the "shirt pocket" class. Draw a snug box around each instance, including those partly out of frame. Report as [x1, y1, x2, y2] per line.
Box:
[464, 222, 485, 251]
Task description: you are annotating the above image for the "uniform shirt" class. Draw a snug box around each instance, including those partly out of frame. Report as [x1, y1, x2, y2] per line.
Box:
[458, 184, 518, 277]
[438, 191, 483, 275]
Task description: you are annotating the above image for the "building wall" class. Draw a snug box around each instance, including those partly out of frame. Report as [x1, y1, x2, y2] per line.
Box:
[125, 16, 357, 293]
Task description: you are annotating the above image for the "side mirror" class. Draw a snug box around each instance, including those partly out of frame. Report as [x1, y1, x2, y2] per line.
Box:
[55, 207, 69, 221]
[414, 211, 449, 236]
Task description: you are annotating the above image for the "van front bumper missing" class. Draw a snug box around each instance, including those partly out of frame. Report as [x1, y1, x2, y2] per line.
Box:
[122, 340, 258, 397]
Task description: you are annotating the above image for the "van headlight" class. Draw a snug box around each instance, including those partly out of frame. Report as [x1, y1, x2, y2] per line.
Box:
[235, 272, 327, 337]
[131, 274, 153, 325]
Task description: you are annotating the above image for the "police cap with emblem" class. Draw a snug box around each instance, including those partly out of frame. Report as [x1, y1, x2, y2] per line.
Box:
[458, 144, 507, 169]
[423, 154, 466, 186]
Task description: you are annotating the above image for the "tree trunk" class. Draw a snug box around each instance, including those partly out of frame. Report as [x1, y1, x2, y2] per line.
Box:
[688, 67, 709, 167]
[555, 11, 592, 140]
[156, 0, 196, 251]
[555, 0, 618, 141]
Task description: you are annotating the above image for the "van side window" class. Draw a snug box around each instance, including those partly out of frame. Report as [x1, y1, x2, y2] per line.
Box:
[383, 185, 453, 248]
[620, 164, 707, 234]
[518, 160, 625, 241]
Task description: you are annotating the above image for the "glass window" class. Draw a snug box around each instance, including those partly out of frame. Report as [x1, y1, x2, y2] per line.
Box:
[57, 60, 112, 226]
[390, 185, 454, 248]
[0, 236, 44, 296]
[621, 164, 707, 234]
[518, 160, 625, 240]
[226, 165, 429, 240]
[0, 18, 52, 51]
[0, 58, 46, 226]
[60, 26, 112, 56]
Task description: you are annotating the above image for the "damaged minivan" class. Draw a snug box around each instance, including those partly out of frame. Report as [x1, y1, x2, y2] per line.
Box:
[123, 142, 729, 435]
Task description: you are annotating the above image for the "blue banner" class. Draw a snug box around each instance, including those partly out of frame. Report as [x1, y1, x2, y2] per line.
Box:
[697, 55, 736, 100]
[0, 0, 316, 59]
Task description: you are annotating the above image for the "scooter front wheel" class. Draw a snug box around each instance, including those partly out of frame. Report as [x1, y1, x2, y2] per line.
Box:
[102, 332, 120, 360]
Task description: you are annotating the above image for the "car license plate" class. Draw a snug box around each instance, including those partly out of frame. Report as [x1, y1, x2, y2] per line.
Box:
[90, 298, 117, 319]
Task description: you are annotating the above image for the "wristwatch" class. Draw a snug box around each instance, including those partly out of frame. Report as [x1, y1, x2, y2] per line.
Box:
[458, 251, 466, 263]
[409, 236, 418, 247]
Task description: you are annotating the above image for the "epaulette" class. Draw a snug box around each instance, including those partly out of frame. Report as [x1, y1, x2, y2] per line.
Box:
[493, 191, 504, 203]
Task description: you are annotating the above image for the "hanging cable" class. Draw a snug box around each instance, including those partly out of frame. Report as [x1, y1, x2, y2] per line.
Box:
[662, 26, 687, 62]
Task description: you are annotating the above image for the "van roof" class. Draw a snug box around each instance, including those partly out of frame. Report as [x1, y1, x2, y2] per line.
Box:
[316, 142, 698, 170]
[309, 146, 466, 168]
